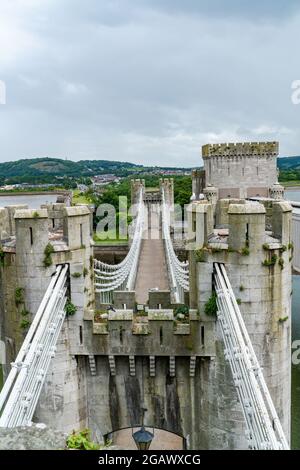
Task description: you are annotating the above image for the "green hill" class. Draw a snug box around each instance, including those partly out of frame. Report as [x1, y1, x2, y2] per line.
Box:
[0, 157, 192, 185]
[0, 157, 140, 179]
[277, 156, 300, 170]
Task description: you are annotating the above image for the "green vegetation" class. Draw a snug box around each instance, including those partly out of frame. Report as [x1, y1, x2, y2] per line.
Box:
[279, 316, 289, 323]
[241, 246, 250, 256]
[43, 243, 54, 267]
[239, 285, 245, 292]
[93, 230, 128, 245]
[20, 319, 31, 330]
[204, 292, 218, 317]
[174, 305, 189, 322]
[15, 287, 25, 306]
[262, 254, 278, 266]
[20, 308, 30, 317]
[236, 298, 242, 305]
[0, 156, 192, 186]
[278, 257, 284, 270]
[33, 211, 39, 218]
[278, 156, 300, 182]
[66, 429, 100, 450]
[72, 189, 93, 205]
[195, 248, 206, 262]
[71, 272, 82, 278]
[65, 300, 77, 316]
[83, 267, 88, 277]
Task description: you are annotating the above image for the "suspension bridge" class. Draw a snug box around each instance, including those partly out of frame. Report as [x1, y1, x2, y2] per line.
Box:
[94, 187, 189, 305]
[0, 185, 290, 450]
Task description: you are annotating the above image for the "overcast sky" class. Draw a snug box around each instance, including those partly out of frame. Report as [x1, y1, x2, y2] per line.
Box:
[0, 0, 300, 167]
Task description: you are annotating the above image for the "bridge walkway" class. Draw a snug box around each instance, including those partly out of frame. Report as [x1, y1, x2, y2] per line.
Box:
[134, 203, 169, 304]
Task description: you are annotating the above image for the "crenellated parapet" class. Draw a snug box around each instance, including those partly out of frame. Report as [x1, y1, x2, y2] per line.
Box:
[74, 307, 215, 357]
[202, 141, 279, 158]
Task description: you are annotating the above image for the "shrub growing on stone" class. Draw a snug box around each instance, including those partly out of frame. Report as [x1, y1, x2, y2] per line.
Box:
[204, 293, 218, 316]
[66, 429, 100, 450]
[65, 300, 77, 316]
[43, 243, 55, 268]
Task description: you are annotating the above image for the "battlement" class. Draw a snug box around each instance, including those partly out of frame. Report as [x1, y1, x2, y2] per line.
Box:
[71, 307, 215, 357]
[202, 141, 279, 158]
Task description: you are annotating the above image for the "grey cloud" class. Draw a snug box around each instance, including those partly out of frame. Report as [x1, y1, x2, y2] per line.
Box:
[0, 0, 300, 166]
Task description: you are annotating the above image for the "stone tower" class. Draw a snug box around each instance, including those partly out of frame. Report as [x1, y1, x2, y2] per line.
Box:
[186, 141, 292, 448]
[202, 142, 278, 199]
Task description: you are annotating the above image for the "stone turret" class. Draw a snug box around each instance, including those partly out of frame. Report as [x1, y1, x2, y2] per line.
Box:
[131, 179, 145, 205]
[0, 204, 93, 433]
[270, 181, 285, 200]
[191, 169, 205, 201]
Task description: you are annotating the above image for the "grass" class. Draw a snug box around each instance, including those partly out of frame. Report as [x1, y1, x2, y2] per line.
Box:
[93, 230, 128, 245]
[281, 180, 300, 187]
[72, 189, 93, 205]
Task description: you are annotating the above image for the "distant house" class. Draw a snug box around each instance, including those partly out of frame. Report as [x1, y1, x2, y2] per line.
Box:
[91, 174, 120, 187]
[77, 184, 88, 192]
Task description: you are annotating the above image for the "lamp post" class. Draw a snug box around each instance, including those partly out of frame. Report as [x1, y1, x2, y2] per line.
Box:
[132, 408, 154, 450]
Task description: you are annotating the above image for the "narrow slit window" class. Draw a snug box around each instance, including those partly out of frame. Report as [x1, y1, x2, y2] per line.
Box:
[80, 223, 83, 246]
[160, 327, 163, 346]
[119, 326, 123, 344]
[29, 227, 33, 245]
[79, 326, 83, 345]
[201, 325, 205, 347]
[246, 223, 249, 244]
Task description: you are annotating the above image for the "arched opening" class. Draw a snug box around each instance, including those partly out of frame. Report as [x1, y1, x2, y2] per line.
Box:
[105, 426, 185, 450]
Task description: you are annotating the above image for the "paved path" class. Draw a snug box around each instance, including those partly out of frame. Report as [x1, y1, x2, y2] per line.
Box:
[134, 204, 169, 304]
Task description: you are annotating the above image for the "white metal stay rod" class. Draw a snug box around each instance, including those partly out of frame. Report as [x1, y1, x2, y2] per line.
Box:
[214, 263, 289, 450]
[215, 271, 268, 447]
[219, 263, 289, 450]
[0, 264, 68, 427]
[0, 265, 63, 413]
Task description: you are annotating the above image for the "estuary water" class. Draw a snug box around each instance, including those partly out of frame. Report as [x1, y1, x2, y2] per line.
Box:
[0, 193, 58, 208]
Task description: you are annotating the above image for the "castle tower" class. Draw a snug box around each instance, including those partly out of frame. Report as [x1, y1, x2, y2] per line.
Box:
[187, 195, 292, 448]
[202, 142, 278, 199]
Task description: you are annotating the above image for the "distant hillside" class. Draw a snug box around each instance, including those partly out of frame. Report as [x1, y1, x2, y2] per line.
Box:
[0, 157, 192, 185]
[278, 156, 300, 170]
[0, 157, 140, 179]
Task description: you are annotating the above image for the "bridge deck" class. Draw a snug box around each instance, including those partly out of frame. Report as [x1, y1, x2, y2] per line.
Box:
[134, 204, 169, 304]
